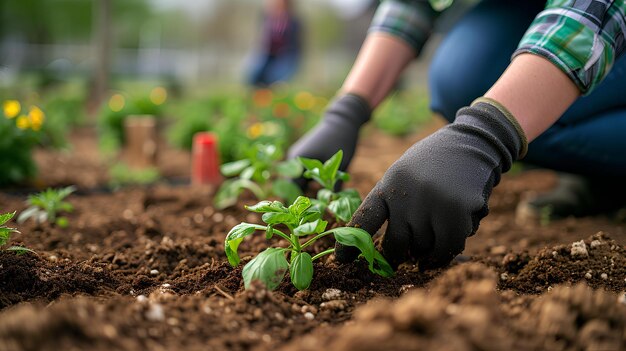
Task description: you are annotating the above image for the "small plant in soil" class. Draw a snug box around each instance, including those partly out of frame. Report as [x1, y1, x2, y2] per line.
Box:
[214, 143, 303, 209]
[298, 150, 361, 222]
[225, 196, 393, 291]
[18, 185, 76, 228]
[0, 212, 34, 254]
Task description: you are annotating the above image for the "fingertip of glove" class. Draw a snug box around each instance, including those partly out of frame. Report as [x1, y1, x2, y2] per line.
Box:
[334, 242, 360, 263]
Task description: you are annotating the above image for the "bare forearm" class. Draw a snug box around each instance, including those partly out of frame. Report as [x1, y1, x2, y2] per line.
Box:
[485, 54, 580, 142]
[341, 32, 416, 109]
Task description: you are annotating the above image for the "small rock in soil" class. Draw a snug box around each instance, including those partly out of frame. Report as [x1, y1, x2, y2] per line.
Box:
[320, 300, 348, 311]
[321, 288, 342, 301]
[570, 240, 589, 258]
[145, 303, 165, 321]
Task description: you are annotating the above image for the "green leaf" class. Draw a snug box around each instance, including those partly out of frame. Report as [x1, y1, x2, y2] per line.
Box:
[275, 159, 303, 178]
[57, 185, 77, 200]
[332, 227, 375, 268]
[290, 252, 313, 290]
[0, 228, 11, 246]
[271, 179, 302, 205]
[6, 246, 36, 255]
[293, 219, 328, 236]
[225, 223, 266, 267]
[300, 208, 322, 224]
[240, 166, 256, 180]
[17, 206, 40, 224]
[226, 237, 244, 267]
[332, 227, 394, 277]
[257, 144, 282, 161]
[297, 157, 324, 172]
[214, 179, 245, 210]
[0, 211, 15, 226]
[245, 200, 288, 213]
[221, 159, 251, 177]
[288, 196, 312, 217]
[323, 150, 343, 181]
[372, 251, 394, 277]
[214, 179, 265, 209]
[58, 202, 74, 213]
[317, 189, 333, 204]
[337, 171, 350, 182]
[56, 217, 69, 228]
[328, 195, 362, 223]
[261, 212, 295, 225]
[242, 248, 289, 290]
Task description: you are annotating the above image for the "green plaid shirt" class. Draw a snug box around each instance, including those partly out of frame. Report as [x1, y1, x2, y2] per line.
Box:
[371, 0, 626, 94]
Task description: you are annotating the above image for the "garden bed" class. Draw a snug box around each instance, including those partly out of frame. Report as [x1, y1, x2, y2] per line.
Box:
[1, 123, 625, 351]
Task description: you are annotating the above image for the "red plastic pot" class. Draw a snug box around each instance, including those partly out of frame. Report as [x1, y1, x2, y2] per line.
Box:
[191, 132, 222, 186]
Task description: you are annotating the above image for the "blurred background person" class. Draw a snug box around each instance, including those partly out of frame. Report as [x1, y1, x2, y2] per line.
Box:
[246, 0, 303, 87]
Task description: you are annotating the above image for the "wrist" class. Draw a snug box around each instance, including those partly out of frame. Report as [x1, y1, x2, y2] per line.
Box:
[325, 93, 372, 128]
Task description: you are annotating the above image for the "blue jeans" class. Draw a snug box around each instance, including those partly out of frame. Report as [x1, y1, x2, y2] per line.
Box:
[428, 0, 626, 177]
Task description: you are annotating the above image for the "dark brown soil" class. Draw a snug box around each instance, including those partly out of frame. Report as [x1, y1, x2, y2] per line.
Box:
[0, 122, 625, 350]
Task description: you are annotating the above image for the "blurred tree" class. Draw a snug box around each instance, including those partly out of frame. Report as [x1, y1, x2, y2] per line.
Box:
[0, 0, 152, 45]
[88, 0, 112, 117]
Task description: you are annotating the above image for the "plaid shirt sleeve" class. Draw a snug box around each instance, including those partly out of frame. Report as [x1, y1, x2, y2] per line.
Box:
[514, 0, 626, 94]
[368, 1, 443, 54]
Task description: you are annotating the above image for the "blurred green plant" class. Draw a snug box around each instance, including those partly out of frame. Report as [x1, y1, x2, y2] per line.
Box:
[214, 143, 303, 209]
[108, 162, 160, 190]
[373, 90, 432, 136]
[167, 95, 249, 163]
[98, 88, 167, 155]
[0, 212, 34, 254]
[0, 100, 48, 186]
[17, 186, 76, 228]
[167, 87, 325, 164]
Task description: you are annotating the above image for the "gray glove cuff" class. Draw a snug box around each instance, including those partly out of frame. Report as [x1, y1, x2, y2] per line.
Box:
[325, 93, 372, 128]
[455, 99, 526, 173]
[471, 97, 528, 158]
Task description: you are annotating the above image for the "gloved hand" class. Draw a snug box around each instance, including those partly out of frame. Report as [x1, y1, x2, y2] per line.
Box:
[336, 98, 528, 270]
[287, 94, 371, 188]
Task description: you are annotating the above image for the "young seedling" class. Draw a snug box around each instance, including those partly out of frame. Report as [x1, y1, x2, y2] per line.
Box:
[225, 196, 393, 291]
[0, 212, 35, 254]
[18, 185, 76, 228]
[298, 150, 361, 222]
[215, 143, 303, 209]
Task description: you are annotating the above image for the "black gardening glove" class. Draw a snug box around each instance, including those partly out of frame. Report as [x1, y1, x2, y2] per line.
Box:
[336, 98, 528, 270]
[287, 94, 371, 188]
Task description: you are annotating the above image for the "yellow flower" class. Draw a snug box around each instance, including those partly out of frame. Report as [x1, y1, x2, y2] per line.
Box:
[150, 87, 167, 105]
[28, 106, 45, 125]
[108, 94, 125, 112]
[246, 122, 264, 139]
[3, 100, 21, 118]
[294, 91, 314, 111]
[16, 115, 30, 130]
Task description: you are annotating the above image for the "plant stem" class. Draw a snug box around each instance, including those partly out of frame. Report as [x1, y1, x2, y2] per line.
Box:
[271, 228, 293, 243]
[312, 248, 335, 261]
[301, 230, 334, 249]
[287, 224, 301, 251]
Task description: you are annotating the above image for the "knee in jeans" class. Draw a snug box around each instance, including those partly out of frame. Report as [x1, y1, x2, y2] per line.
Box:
[429, 75, 470, 123]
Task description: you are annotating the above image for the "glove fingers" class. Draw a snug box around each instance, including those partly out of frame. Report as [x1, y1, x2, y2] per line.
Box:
[335, 183, 389, 263]
[381, 216, 413, 270]
[419, 212, 471, 270]
[293, 176, 310, 192]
